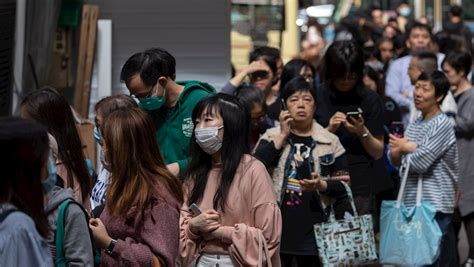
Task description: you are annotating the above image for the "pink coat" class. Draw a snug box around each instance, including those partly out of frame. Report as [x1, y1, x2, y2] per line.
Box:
[180, 155, 282, 266]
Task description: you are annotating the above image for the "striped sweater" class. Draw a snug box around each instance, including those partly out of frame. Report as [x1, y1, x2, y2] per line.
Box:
[401, 112, 459, 214]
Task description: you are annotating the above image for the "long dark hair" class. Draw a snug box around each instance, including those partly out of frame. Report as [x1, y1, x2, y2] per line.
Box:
[20, 87, 92, 202]
[323, 40, 365, 88]
[184, 93, 249, 212]
[0, 117, 50, 238]
[103, 108, 183, 216]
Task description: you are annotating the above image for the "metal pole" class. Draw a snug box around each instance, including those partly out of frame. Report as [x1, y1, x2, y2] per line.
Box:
[434, 0, 442, 32]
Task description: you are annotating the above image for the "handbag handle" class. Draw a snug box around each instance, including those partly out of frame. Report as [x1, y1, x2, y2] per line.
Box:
[396, 155, 423, 208]
[340, 181, 359, 217]
[258, 230, 272, 267]
[326, 181, 359, 222]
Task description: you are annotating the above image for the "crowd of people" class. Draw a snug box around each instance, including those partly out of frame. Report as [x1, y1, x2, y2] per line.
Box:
[1, 2, 474, 267]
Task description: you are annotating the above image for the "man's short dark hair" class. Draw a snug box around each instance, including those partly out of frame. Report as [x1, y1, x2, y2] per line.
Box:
[442, 52, 472, 77]
[249, 46, 281, 75]
[120, 47, 176, 87]
[417, 71, 450, 104]
[449, 5, 463, 17]
[413, 51, 438, 73]
[406, 22, 433, 39]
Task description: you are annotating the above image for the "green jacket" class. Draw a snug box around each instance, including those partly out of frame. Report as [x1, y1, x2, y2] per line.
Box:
[147, 80, 215, 174]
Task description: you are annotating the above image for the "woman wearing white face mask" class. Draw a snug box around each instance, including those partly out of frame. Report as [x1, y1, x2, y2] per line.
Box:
[179, 93, 282, 267]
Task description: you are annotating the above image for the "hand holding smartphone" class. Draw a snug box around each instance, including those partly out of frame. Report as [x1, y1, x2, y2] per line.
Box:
[346, 111, 360, 121]
[346, 108, 363, 121]
[280, 98, 287, 111]
[189, 203, 202, 217]
[389, 121, 404, 138]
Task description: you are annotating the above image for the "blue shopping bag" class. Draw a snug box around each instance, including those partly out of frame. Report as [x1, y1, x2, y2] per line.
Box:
[379, 155, 442, 265]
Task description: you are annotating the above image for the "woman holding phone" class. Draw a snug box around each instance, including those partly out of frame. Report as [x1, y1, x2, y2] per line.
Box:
[179, 93, 281, 267]
[254, 77, 351, 267]
[314, 41, 385, 216]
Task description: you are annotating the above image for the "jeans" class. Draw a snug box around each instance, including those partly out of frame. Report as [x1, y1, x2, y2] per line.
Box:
[427, 212, 457, 267]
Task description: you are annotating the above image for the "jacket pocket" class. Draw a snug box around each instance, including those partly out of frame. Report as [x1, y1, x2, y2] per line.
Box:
[319, 153, 335, 177]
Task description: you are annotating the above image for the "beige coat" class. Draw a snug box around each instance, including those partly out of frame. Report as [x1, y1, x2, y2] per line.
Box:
[256, 121, 346, 202]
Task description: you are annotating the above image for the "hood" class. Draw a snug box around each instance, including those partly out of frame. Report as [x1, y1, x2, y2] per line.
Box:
[45, 186, 75, 214]
[176, 80, 216, 104]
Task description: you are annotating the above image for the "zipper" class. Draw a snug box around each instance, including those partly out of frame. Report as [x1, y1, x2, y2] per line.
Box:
[334, 227, 361, 235]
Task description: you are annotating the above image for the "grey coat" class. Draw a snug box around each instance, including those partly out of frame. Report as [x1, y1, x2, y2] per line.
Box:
[45, 186, 94, 266]
[456, 88, 474, 216]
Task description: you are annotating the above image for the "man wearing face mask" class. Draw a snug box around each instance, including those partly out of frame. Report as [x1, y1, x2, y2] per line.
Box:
[121, 48, 215, 177]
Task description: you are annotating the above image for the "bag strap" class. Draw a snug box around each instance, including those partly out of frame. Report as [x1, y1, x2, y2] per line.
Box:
[55, 198, 75, 267]
[396, 155, 411, 207]
[339, 181, 358, 217]
[258, 230, 272, 267]
[325, 181, 359, 223]
[396, 155, 423, 207]
[416, 174, 423, 206]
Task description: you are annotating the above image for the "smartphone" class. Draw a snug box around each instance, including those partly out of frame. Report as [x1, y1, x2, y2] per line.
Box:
[346, 111, 361, 121]
[390, 121, 404, 138]
[280, 98, 287, 111]
[189, 203, 202, 216]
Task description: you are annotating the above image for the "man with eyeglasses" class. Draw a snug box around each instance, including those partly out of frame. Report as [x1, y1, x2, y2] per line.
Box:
[121, 48, 215, 176]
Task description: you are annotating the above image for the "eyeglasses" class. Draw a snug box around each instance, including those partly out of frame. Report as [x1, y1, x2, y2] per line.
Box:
[129, 80, 160, 100]
[130, 89, 153, 101]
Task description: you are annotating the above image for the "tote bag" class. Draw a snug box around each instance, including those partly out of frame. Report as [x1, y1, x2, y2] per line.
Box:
[313, 182, 378, 266]
[379, 155, 442, 265]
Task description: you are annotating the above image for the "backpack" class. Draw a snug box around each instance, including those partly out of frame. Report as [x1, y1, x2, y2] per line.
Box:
[54, 198, 100, 267]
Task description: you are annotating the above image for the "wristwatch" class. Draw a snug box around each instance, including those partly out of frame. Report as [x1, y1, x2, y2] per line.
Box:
[361, 131, 370, 138]
[105, 239, 117, 255]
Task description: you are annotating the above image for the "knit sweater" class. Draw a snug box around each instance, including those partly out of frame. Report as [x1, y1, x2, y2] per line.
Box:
[99, 183, 181, 266]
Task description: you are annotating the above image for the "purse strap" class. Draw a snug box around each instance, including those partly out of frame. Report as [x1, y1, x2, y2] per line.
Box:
[396, 155, 423, 208]
[258, 230, 272, 267]
[326, 181, 359, 223]
[340, 181, 359, 217]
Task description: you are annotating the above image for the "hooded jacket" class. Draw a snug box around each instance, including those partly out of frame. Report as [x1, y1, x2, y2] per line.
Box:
[147, 80, 215, 174]
[45, 186, 94, 266]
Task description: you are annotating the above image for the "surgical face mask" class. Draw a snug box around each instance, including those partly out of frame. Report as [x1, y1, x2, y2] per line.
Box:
[194, 126, 223, 155]
[94, 126, 101, 145]
[42, 156, 57, 193]
[139, 96, 166, 111]
[138, 84, 167, 111]
[399, 7, 411, 17]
